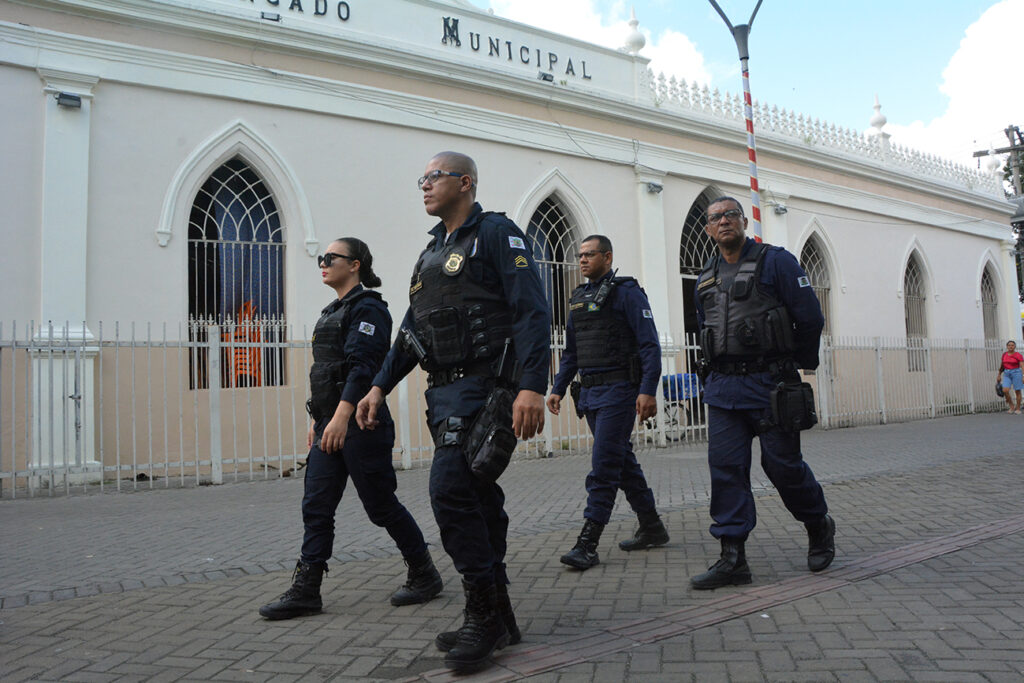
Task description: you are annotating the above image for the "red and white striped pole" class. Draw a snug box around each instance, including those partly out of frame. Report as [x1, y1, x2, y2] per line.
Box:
[708, 0, 765, 241]
[740, 62, 762, 241]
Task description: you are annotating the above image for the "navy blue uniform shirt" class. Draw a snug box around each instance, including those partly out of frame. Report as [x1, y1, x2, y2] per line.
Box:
[373, 203, 551, 424]
[551, 271, 661, 411]
[696, 238, 825, 410]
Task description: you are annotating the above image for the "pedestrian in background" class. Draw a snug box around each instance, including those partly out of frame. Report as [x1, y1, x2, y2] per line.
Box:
[259, 238, 442, 621]
[999, 340, 1023, 414]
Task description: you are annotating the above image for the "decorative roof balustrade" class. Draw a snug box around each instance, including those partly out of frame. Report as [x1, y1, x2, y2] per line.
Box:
[643, 68, 1002, 197]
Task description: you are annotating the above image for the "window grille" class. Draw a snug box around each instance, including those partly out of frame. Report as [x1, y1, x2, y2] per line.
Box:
[799, 236, 832, 336]
[679, 191, 719, 334]
[981, 267, 1000, 370]
[187, 157, 286, 389]
[904, 255, 927, 372]
[526, 197, 582, 335]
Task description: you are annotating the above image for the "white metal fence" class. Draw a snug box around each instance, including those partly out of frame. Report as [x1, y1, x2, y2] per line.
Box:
[0, 324, 1004, 498]
[815, 335, 1006, 428]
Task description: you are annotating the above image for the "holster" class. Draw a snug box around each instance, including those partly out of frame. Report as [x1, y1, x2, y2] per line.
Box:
[463, 386, 517, 483]
[568, 380, 583, 418]
[769, 381, 817, 432]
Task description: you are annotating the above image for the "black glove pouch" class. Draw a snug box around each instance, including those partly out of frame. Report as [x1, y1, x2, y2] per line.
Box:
[769, 381, 818, 432]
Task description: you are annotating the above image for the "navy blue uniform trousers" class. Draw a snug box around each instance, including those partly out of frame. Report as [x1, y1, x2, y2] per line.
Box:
[706, 405, 827, 540]
[301, 416, 427, 566]
[583, 402, 657, 525]
[429, 440, 510, 588]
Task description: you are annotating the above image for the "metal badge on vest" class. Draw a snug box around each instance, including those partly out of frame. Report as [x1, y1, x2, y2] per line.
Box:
[406, 215, 514, 382]
[697, 242, 796, 369]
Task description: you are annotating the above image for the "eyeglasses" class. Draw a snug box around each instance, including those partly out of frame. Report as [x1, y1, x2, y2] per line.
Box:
[707, 209, 744, 224]
[317, 252, 356, 268]
[577, 250, 608, 260]
[417, 170, 465, 190]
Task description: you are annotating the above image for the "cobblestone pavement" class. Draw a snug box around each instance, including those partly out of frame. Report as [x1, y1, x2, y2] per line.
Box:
[2, 412, 1022, 681]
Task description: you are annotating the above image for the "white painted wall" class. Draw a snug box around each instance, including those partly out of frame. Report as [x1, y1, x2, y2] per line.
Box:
[0, 0, 1017, 346]
[0, 66, 45, 325]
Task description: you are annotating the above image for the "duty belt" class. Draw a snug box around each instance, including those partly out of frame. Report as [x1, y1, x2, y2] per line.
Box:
[427, 361, 494, 388]
[579, 368, 635, 388]
[710, 359, 784, 375]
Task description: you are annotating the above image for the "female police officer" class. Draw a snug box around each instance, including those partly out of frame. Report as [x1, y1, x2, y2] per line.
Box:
[259, 237, 442, 620]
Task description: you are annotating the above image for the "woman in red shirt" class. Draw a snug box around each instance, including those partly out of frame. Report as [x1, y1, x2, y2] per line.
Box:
[999, 340, 1024, 414]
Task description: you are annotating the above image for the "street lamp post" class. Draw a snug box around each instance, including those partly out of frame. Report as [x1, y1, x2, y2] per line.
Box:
[708, 0, 765, 241]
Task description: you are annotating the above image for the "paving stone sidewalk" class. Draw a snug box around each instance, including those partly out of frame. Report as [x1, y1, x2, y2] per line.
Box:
[2, 412, 1022, 681]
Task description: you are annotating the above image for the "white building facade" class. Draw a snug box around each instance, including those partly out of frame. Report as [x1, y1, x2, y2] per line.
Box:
[0, 0, 1017, 489]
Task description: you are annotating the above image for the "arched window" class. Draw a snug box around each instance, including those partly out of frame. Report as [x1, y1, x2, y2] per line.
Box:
[526, 196, 581, 335]
[799, 235, 832, 336]
[981, 266, 1000, 370]
[679, 190, 719, 335]
[188, 157, 285, 388]
[903, 254, 927, 372]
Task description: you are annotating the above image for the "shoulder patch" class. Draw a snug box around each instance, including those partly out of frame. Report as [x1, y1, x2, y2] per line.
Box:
[508, 235, 526, 250]
[514, 254, 529, 269]
[797, 276, 811, 288]
[358, 322, 376, 336]
[642, 309, 653, 319]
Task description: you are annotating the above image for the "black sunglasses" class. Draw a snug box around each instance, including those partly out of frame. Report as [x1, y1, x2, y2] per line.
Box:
[318, 252, 356, 268]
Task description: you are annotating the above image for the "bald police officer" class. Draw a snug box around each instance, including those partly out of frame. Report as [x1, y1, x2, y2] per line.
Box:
[357, 152, 550, 673]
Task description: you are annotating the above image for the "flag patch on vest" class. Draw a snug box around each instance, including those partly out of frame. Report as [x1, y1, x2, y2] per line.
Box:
[587, 303, 600, 311]
[642, 309, 653, 318]
[514, 255, 529, 269]
[797, 276, 811, 288]
[508, 236, 526, 250]
[358, 322, 376, 335]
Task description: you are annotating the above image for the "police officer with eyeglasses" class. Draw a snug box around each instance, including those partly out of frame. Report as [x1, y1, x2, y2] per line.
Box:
[259, 237, 442, 622]
[547, 235, 669, 571]
[691, 196, 834, 590]
[357, 152, 550, 673]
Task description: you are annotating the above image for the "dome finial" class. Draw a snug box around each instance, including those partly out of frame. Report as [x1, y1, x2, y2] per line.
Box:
[869, 94, 887, 133]
[624, 7, 645, 55]
[985, 147, 1002, 175]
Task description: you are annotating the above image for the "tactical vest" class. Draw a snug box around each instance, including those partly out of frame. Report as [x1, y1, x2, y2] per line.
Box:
[697, 243, 797, 362]
[308, 288, 382, 418]
[408, 216, 514, 371]
[569, 276, 639, 369]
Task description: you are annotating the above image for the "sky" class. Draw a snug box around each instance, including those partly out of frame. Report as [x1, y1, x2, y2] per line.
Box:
[463, 0, 1021, 172]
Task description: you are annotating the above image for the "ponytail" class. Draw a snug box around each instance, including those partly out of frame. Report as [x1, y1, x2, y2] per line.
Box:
[336, 237, 382, 288]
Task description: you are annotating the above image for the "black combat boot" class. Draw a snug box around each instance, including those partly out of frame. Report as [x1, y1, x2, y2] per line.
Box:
[689, 537, 752, 590]
[258, 560, 325, 620]
[806, 514, 836, 572]
[443, 580, 510, 673]
[559, 519, 604, 570]
[435, 581, 521, 652]
[390, 549, 444, 606]
[618, 511, 670, 551]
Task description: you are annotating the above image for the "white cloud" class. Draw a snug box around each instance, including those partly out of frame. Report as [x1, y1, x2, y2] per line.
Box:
[883, 0, 1023, 167]
[482, 0, 711, 85]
